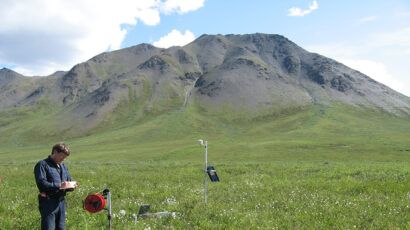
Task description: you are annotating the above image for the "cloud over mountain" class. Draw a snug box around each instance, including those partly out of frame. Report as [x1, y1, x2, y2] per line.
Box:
[0, 0, 205, 76]
[288, 1, 319, 17]
[153, 29, 196, 48]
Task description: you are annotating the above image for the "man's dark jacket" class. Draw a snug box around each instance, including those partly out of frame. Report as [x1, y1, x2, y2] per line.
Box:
[34, 156, 72, 199]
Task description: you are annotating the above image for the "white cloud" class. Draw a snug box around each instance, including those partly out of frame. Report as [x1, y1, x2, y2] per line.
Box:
[0, 0, 204, 76]
[13, 63, 68, 77]
[288, 1, 319, 17]
[340, 59, 407, 94]
[152, 29, 196, 48]
[160, 0, 205, 14]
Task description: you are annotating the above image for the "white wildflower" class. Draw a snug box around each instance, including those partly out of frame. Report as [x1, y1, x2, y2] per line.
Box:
[163, 197, 177, 205]
[119, 209, 126, 217]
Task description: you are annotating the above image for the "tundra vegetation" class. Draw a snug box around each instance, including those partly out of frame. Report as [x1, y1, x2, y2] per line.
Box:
[0, 104, 409, 229]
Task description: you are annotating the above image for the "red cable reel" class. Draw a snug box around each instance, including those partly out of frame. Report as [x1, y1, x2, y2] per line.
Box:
[84, 193, 106, 213]
[84, 189, 113, 229]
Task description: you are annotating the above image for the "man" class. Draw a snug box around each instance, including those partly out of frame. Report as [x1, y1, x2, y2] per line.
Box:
[34, 142, 77, 230]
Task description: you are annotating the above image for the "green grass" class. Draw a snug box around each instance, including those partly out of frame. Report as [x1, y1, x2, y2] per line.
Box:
[1, 161, 409, 229]
[0, 103, 409, 229]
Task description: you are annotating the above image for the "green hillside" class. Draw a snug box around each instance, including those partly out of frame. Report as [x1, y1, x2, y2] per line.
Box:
[1, 101, 409, 163]
[1, 101, 410, 229]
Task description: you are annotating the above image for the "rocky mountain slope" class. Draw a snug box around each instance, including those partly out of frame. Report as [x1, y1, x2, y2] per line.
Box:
[1, 33, 409, 133]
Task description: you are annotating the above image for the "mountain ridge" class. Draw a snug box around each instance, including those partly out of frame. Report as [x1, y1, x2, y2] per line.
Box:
[0, 33, 409, 137]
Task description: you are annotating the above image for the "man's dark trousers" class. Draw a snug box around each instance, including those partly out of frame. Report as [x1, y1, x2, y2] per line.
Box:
[39, 196, 66, 230]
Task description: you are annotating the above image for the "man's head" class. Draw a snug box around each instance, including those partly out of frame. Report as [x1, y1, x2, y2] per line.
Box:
[51, 142, 70, 164]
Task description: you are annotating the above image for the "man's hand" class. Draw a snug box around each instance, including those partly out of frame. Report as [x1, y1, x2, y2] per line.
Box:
[60, 181, 78, 189]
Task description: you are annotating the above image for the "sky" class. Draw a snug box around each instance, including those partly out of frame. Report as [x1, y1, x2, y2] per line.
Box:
[0, 0, 409, 96]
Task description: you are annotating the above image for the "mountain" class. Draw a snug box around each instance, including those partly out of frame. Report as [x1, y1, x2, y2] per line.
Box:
[0, 68, 35, 108]
[0, 33, 409, 143]
[187, 34, 410, 116]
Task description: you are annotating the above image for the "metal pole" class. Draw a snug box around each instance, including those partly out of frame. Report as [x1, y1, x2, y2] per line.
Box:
[103, 189, 112, 230]
[204, 141, 208, 204]
[108, 191, 112, 230]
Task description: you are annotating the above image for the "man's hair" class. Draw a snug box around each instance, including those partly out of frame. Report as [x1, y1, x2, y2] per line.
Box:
[51, 142, 70, 155]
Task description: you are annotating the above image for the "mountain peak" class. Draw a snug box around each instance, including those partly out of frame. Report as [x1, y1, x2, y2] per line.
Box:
[197, 33, 293, 45]
[187, 33, 410, 115]
[0, 67, 24, 82]
[1, 67, 17, 74]
[1, 33, 409, 128]
[47, 71, 67, 77]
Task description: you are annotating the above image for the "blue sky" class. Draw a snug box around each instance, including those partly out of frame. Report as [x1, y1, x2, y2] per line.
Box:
[1, 0, 409, 96]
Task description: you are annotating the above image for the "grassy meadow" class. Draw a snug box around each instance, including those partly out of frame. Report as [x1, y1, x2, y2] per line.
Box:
[0, 103, 409, 229]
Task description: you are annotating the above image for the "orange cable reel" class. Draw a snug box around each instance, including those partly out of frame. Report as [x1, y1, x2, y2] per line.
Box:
[84, 193, 106, 213]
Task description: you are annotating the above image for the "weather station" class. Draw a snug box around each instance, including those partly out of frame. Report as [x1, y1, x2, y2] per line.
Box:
[198, 139, 220, 204]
